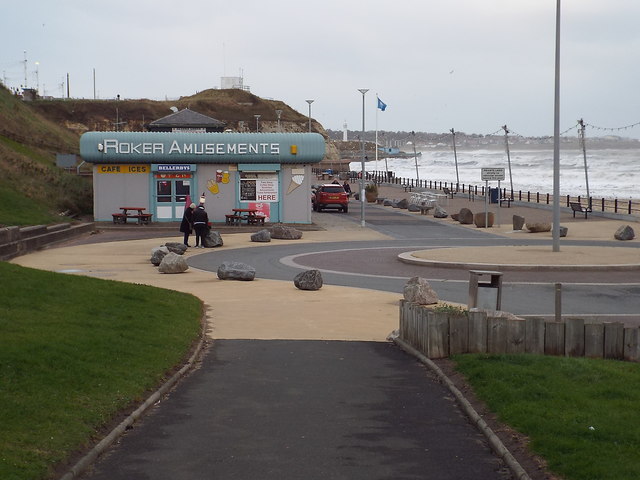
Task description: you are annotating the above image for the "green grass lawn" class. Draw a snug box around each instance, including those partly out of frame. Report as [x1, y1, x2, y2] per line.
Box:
[0, 262, 202, 480]
[453, 354, 640, 480]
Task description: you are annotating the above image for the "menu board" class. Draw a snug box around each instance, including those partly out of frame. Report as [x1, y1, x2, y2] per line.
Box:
[240, 179, 256, 201]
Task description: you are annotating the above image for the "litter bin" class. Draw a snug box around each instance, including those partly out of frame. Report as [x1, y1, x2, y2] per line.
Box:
[489, 187, 499, 204]
[468, 270, 503, 310]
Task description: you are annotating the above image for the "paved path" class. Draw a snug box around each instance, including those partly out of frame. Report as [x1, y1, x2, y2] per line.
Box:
[81, 341, 512, 480]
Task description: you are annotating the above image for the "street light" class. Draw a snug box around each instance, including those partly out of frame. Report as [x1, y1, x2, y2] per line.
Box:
[305, 100, 314, 132]
[409, 131, 419, 182]
[275, 109, 282, 132]
[254, 114, 261, 132]
[357, 88, 369, 227]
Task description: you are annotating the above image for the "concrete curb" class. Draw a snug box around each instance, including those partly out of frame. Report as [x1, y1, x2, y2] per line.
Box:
[389, 333, 532, 480]
[58, 308, 209, 480]
[397, 250, 640, 271]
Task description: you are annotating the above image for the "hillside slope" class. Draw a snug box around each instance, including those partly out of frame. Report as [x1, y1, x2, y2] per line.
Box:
[0, 86, 92, 226]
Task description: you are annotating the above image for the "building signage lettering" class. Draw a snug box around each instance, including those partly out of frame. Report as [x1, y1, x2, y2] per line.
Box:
[158, 164, 191, 172]
[98, 164, 150, 174]
[101, 139, 280, 156]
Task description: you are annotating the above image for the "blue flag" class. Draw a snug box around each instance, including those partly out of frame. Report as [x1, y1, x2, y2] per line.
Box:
[377, 97, 387, 111]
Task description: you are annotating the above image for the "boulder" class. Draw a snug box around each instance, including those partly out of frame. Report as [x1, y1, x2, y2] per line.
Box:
[526, 222, 552, 233]
[203, 230, 223, 248]
[614, 224, 635, 241]
[450, 213, 460, 221]
[383, 199, 393, 206]
[217, 261, 256, 281]
[458, 208, 474, 224]
[251, 229, 272, 242]
[165, 242, 187, 255]
[474, 212, 494, 228]
[150, 246, 170, 266]
[396, 198, 409, 209]
[403, 276, 439, 305]
[270, 224, 303, 240]
[512, 215, 525, 231]
[408, 204, 421, 212]
[158, 252, 189, 273]
[433, 205, 448, 218]
[294, 270, 323, 291]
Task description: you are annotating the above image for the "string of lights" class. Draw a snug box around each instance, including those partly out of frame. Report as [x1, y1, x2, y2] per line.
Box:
[583, 120, 640, 133]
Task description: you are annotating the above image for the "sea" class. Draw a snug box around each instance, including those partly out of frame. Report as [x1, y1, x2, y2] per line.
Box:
[351, 146, 640, 200]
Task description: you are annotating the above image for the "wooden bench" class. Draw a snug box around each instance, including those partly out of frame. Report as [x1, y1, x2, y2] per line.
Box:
[402, 184, 413, 192]
[570, 202, 590, 218]
[499, 197, 512, 208]
[112, 213, 152, 224]
[246, 215, 266, 226]
[112, 213, 127, 224]
[225, 214, 242, 226]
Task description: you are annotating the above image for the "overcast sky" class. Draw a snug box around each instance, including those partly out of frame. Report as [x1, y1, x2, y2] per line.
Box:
[2, 0, 639, 138]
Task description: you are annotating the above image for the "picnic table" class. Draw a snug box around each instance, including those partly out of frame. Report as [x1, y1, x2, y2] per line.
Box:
[112, 207, 153, 225]
[230, 208, 266, 226]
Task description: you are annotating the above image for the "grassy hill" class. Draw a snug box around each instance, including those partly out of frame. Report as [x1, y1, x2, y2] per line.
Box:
[0, 86, 92, 226]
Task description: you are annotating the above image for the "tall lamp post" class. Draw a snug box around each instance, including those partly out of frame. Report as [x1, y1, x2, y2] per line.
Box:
[552, 0, 561, 252]
[358, 88, 369, 227]
[305, 100, 314, 132]
[275, 109, 282, 132]
[254, 114, 261, 133]
[450, 128, 460, 190]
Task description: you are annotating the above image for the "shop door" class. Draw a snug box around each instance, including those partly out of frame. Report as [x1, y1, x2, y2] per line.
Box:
[155, 176, 192, 221]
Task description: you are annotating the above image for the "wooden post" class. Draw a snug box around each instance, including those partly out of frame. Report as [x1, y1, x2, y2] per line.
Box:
[449, 314, 469, 355]
[623, 327, 640, 362]
[584, 323, 604, 358]
[525, 317, 545, 354]
[604, 322, 624, 360]
[565, 317, 585, 357]
[506, 319, 526, 354]
[468, 310, 487, 353]
[487, 317, 508, 354]
[545, 321, 565, 356]
[427, 312, 450, 359]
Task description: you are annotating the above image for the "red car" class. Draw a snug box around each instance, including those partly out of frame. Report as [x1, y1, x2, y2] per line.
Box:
[312, 184, 349, 213]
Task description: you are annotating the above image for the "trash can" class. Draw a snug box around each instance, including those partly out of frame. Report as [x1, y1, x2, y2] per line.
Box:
[489, 188, 499, 204]
[468, 270, 503, 310]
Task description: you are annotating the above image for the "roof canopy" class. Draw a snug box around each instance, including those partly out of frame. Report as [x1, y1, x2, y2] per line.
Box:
[146, 108, 226, 131]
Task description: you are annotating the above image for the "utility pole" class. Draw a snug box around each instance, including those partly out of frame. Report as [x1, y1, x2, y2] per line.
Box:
[577, 119, 591, 210]
[450, 128, 460, 190]
[502, 125, 514, 199]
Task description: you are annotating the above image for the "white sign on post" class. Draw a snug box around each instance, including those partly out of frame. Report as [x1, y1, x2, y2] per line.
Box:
[481, 167, 506, 181]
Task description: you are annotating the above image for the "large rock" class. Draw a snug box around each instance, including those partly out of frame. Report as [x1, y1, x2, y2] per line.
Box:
[270, 224, 303, 240]
[403, 276, 439, 305]
[150, 246, 170, 266]
[512, 215, 525, 231]
[396, 198, 409, 209]
[458, 208, 474, 224]
[433, 205, 448, 218]
[165, 242, 187, 255]
[383, 199, 393, 206]
[251, 229, 271, 242]
[203, 230, 223, 248]
[614, 224, 635, 241]
[474, 212, 494, 228]
[408, 203, 421, 212]
[217, 261, 256, 281]
[559, 226, 568, 237]
[293, 270, 323, 291]
[526, 222, 552, 233]
[158, 252, 189, 273]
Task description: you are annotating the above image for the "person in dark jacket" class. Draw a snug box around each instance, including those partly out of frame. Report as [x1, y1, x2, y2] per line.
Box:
[192, 204, 209, 248]
[179, 203, 196, 246]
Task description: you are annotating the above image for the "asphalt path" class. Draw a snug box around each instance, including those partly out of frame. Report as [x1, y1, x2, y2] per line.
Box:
[188, 206, 640, 319]
[81, 340, 512, 480]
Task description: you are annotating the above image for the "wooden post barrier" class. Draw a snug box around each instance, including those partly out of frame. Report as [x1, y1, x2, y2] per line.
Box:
[397, 303, 639, 362]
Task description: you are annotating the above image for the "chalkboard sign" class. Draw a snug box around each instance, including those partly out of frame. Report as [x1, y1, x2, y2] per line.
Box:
[240, 180, 256, 201]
